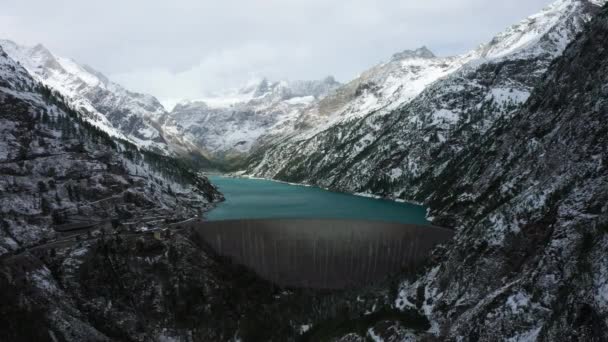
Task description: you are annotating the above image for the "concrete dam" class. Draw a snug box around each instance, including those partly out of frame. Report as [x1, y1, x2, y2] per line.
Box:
[192, 219, 454, 289]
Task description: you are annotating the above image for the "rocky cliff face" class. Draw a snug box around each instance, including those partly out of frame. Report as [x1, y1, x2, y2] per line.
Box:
[231, 1, 608, 340]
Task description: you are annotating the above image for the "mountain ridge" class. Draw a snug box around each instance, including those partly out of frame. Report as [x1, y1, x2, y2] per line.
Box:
[0, 39, 202, 156]
[0, 44, 222, 253]
[243, 0, 606, 198]
[400, 5, 608, 338]
[157, 75, 342, 160]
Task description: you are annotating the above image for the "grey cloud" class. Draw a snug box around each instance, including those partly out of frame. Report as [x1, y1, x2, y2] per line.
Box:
[0, 0, 553, 102]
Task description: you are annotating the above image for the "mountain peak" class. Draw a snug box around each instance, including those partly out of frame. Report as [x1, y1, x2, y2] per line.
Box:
[391, 46, 436, 61]
[475, 0, 606, 60]
[253, 77, 272, 97]
[0, 39, 18, 50]
[321, 75, 339, 85]
[81, 63, 110, 85]
[31, 43, 50, 53]
[0, 40, 55, 64]
[29, 43, 56, 60]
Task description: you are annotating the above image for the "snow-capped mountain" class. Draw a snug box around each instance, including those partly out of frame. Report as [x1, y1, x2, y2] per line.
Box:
[1, 1, 607, 340]
[290, 46, 473, 135]
[0, 44, 221, 252]
[0, 40, 180, 154]
[476, 0, 598, 60]
[245, 0, 605, 195]
[159, 76, 341, 160]
[392, 6, 608, 339]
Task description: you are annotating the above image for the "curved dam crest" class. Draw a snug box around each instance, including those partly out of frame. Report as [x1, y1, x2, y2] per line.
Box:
[192, 219, 453, 289]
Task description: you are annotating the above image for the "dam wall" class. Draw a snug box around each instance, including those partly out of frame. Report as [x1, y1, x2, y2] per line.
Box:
[192, 219, 453, 289]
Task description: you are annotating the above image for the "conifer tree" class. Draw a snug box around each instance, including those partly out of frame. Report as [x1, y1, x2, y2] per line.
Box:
[40, 197, 51, 215]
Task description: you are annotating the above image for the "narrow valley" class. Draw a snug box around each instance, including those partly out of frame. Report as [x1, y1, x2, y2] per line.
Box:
[1, 0, 607, 341]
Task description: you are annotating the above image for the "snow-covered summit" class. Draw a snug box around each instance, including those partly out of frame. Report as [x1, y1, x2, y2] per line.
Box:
[0, 39, 176, 154]
[249, 0, 606, 145]
[172, 76, 339, 111]
[286, 45, 469, 137]
[0, 44, 222, 253]
[159, 76, 341, 157]
[246, 0, 606, 188]
[391, 46, 436, 61]
[0, 45, 37, 92]
[474, 0, 605, 60]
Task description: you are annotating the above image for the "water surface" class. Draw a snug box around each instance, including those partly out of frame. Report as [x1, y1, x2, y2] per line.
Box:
[207, 176, 429, 225]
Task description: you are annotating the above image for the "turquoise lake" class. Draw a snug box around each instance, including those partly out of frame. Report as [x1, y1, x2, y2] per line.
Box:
[206, 176, 430, 225]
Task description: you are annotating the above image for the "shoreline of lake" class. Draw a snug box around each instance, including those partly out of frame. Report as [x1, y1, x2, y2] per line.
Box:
[205, 175, 430, 225]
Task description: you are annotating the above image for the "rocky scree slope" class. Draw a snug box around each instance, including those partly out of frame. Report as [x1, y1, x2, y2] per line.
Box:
[245, 0, 604, 200]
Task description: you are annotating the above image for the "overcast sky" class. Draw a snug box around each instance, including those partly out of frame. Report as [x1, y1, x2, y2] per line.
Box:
[1, 0, 553, 104]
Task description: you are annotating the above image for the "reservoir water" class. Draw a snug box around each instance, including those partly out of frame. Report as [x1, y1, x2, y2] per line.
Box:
[199, 176, 450, 288]
[206, 176, 429, 225]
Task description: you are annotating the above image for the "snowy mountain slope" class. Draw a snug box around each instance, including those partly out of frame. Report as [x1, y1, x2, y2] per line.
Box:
[0, 48, 398, 341]
[289, 47, 473, 137]
[476, 0, 593, 60]
[245, 0, 605, 197]
[158, 76, 341, 160]
[253, 0, 590, 151]
[0, 45, 221, 254]
[289, 4, 608, 340]
[0, 40, 185, 155]
[392, 7, 608, 339]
